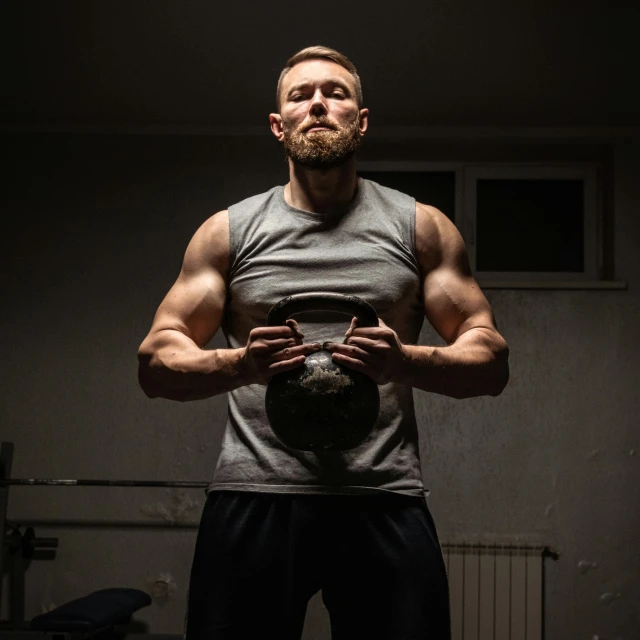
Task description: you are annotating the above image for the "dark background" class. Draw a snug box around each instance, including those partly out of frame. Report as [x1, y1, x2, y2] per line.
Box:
[1, 1, 639, 638]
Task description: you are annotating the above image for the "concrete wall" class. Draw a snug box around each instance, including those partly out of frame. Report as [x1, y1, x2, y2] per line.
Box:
[1, 132, 638, 639]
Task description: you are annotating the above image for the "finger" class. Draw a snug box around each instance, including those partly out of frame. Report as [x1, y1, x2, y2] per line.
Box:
[254, 337, 299, 353]
[326, 342, 371, 361]
[267, 342, 321, 372]
[344, 316, 359, 339]
[330, 351, 370, 374]
[285, 318, 305, 340]
[267, 355, 308, 374]
[346, 327, 391, 341]
[346, 323, 387, 340]
[275, 342, 322, 361]
[250, 325, 303, 340]
[344, 336, 383, 349]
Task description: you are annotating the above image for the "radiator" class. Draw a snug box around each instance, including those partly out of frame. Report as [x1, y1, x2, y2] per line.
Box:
[441, 542, 549, 640]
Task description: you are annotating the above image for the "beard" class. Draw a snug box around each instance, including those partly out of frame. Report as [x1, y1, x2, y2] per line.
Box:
[282, 115, 362, 169]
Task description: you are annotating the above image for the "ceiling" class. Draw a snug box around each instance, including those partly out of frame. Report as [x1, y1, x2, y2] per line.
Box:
[1, 0, 637, 131]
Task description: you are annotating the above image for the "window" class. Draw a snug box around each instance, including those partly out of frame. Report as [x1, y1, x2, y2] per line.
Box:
[357, 169, 456, 223]
[357, 161, 614, 289]
[464, 165, 599, 284]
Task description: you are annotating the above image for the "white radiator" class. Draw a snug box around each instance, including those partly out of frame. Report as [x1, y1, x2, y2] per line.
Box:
[441, 542, 549, 640]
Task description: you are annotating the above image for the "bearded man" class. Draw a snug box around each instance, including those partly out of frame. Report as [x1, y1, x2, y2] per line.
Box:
[138, 45, 509, 640]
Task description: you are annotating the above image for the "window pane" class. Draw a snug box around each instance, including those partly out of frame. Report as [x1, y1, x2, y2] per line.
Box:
[476, 179, 584, 272]
[358, 171, 456, 222]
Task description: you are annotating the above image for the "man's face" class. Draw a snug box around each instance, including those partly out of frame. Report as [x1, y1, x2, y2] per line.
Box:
[270, 59, 368, 169]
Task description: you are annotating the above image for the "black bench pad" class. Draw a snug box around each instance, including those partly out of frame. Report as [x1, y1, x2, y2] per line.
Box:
[30, 588, 152, 631]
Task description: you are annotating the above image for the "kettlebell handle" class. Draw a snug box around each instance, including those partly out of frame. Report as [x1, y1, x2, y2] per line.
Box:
[267, 293, 378, 328]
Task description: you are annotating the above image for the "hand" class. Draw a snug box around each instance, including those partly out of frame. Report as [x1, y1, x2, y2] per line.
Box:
[241, 319, 322, 385]
[324, 317, 408, 385]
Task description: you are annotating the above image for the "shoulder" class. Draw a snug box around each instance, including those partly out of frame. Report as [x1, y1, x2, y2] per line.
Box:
[191, 209, 229, 245]
[415, 202, 470, 274]
[182, 209, 229, 275]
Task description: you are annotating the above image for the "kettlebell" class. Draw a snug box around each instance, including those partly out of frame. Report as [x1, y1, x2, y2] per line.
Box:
[265, 292, 380, 452]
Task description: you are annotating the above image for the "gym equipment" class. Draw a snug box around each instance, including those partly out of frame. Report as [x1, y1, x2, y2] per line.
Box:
[0, 588, 152, 640]
[0, 442, 196, 640]
[30, 588, 151, 632]
[265, 292, 380, 452]
[0, 479, 209, 488]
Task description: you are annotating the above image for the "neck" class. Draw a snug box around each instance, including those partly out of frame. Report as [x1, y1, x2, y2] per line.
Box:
[284, 156, 359, 215]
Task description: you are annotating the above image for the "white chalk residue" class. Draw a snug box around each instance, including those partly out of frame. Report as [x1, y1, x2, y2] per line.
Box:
[139, 490, 201, 524]
[578, 560, 598, 574]
[298, 367, 353, 395]
[145, 572, 177, 604]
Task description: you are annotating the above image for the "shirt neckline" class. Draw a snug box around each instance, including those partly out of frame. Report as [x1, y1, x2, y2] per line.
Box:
[277, 177, 365, 221]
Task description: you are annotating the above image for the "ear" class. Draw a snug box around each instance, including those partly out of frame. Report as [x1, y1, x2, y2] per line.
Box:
[358, 108, 369, 136]
[269, 113, 284, 142]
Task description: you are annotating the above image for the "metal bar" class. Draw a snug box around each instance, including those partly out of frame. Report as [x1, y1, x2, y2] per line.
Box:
[526, 550, 543, 640]
[0, 632, 184, 640]
[494, 552, 510, 640]
[4, 519, 200, 530]
[478, 550, 495, 640]
[3, 535, 59, 550]
[447, 548, 464, 640]
[441, 542, 557, 557]
[0, 479, 209, 488]
[9, 536, 25, 627]
[510, 552, 527, 639]
[1, 442, 15, 612]
[463, 550, 479, 640]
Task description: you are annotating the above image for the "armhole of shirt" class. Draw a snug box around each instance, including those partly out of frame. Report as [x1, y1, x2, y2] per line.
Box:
[226, 204, 240, 283]
[401, 194, 420, 276]
[408, 196, 417, 263]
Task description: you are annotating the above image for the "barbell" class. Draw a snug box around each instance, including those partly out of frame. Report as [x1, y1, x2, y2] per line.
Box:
[0, 478, 209, 488]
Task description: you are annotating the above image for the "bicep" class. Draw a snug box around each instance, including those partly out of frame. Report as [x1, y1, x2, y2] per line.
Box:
[144, 211, 229, 348]
[417, 204, 498, 344]
[150, 269, 227, 347]
[423, 266, 497, 345]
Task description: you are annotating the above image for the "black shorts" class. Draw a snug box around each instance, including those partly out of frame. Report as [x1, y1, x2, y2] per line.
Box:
[184, 491, 451, 640]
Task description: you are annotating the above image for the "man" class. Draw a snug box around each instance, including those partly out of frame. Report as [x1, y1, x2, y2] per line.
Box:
[138, 46, 509, 640]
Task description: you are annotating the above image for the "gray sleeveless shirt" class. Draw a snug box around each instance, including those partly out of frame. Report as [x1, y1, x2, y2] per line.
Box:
[208, 178, 427, 498]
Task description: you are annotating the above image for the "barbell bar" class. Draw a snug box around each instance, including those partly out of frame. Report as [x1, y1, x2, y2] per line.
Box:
[0, 478, 209, 488]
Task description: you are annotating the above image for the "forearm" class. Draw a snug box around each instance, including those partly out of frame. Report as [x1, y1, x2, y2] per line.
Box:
[396, 328, 509, 399]
[137, 330, 247, 401]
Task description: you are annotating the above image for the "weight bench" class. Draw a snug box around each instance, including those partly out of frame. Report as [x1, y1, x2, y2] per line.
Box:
[0, 588, 152, 640]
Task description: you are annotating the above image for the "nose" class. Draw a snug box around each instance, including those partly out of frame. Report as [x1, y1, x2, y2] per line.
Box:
[309, 89, 328, 116]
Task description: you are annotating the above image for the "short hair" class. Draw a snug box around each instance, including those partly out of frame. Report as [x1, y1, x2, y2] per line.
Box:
[276, 46, 363, 111]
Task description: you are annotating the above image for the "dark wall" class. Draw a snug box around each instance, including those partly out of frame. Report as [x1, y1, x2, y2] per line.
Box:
[1, 0, 639, 637]
[2, 133, 639, 639]
[1, 1, 638, 128]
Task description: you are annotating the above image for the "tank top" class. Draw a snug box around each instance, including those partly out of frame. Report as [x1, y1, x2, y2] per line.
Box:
[207, 177, 428, 498]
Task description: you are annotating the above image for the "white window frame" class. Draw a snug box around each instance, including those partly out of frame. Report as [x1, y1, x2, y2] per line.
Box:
[356, 160, 610, 289]
[463, 163, 601, 285]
